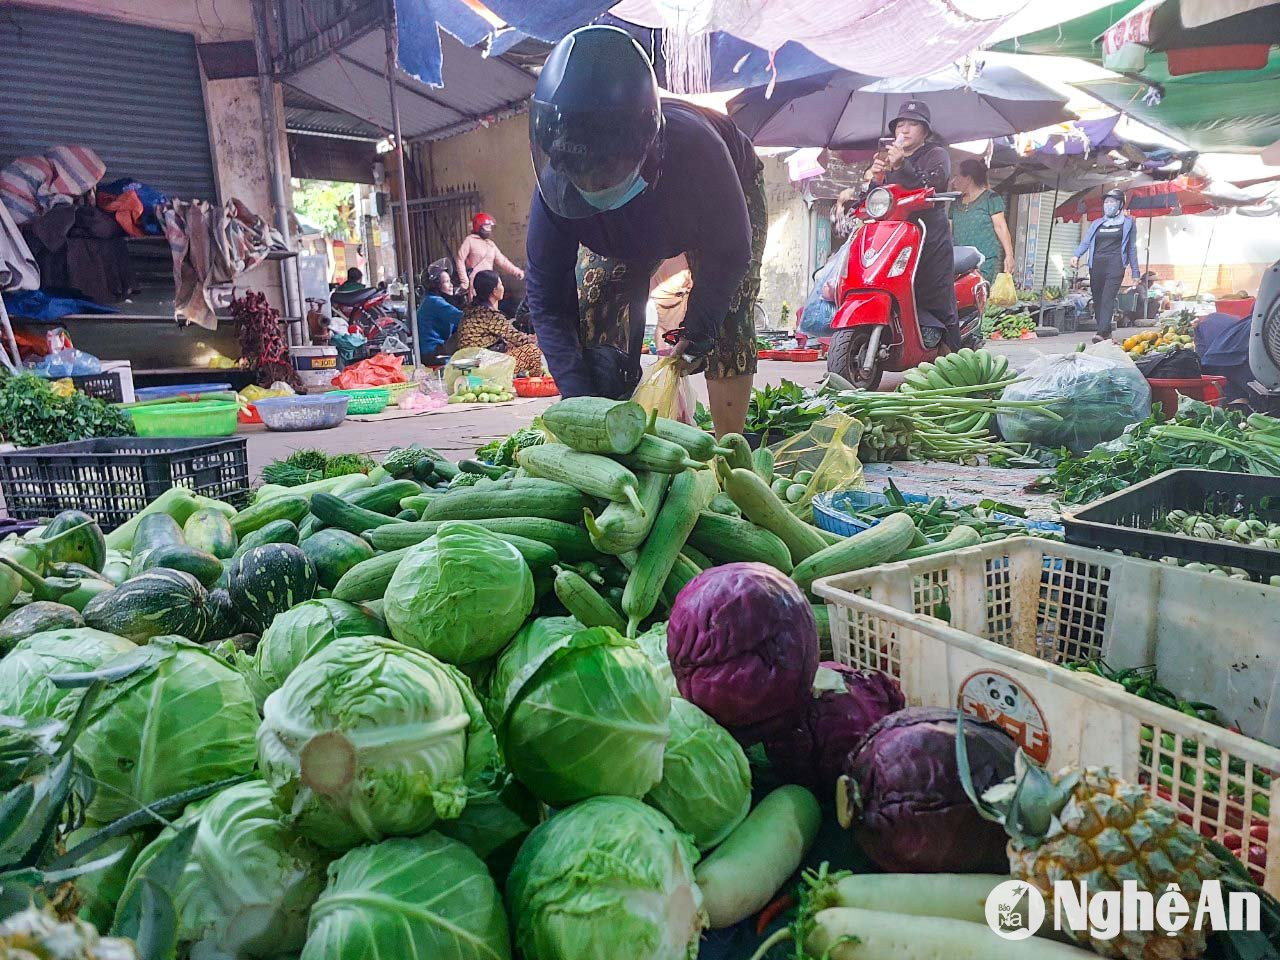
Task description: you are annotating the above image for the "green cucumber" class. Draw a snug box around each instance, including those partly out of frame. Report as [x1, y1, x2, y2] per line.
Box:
[421, 481, 587, 524]
[791, 512, 917, 592]
[650, 418, 731, 462]
[230, 494, 309, 538]
[310, 493, 407, 535]
[552, 565, 626, 630]
[622, 470, 701, 634]
[137, 544, 224, 587]
[719, 464, 827, 565]
[368, 517, 597, 562]
[686, 512, 793, 572]
[517, 444, 645, 513]
[583, 472, 670, 556]
[614, 435, 706, 475]
[342, 479, 423, 515]
[542, 397, 648, 454]
[331, 547, 410, 602]
[233, 519, 300, 557]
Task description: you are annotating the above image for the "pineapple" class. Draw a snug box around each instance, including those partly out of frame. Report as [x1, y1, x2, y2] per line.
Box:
[958, 727, 1226, 959]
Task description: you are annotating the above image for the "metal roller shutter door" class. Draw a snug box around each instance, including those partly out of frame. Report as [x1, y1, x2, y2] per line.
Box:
[0, 4, 217, 201]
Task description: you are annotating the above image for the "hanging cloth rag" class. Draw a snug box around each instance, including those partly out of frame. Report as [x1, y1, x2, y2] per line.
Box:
[0, 146, 106, 226]
[161, 198, 279, 329]
[0, 201, 38, 292]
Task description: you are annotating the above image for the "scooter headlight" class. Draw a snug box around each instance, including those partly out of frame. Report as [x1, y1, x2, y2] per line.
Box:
[864, 187, 893, 220]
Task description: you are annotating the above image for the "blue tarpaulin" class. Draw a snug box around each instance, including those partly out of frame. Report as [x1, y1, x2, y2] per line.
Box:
[393, 0, 494, 86]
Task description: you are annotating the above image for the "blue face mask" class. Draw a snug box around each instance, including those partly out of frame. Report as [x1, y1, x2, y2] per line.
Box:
[579, 173, 648, 212]
[1103, 199, 1122, 218]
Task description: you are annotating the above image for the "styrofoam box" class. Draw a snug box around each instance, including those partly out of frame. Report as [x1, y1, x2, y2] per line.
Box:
[815, 537, 1280, 894]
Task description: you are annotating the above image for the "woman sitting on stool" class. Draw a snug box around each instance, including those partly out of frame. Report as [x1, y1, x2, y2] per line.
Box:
[455, 270, 545, 375]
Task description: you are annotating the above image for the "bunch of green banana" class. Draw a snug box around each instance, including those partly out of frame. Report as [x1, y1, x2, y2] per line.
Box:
[900, 347, 1011, 395]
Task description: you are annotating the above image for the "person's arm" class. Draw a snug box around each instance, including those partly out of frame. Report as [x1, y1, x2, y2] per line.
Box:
[1071, 223, 1095, 267]
[1124, 219, 1141, 279]
[525, 194, 594, 396]
[681, 152, 753, 349]
[991, 208, 1015, 275]
[454, 237, 473, 291]
[493, 245, 525, 281]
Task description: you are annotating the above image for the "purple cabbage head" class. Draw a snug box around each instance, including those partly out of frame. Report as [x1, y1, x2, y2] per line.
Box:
[666, 562, 818, 743]
[839, 707, 1014, 873]
[765, 663, 905, 797]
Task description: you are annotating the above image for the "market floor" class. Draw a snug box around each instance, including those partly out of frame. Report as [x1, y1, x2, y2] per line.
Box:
[244, 331, 1096, 477]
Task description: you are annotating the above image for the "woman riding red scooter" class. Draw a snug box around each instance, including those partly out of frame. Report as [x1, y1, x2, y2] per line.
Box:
[825, 102, 985, 388]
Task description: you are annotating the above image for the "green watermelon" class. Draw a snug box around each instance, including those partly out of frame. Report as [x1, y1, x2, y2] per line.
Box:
[299, 529, 375, 589]
[183, 508, 239, 559]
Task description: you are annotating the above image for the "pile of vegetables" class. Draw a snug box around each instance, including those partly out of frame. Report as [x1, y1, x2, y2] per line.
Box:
[449, 381, 515, 404]
[1038, 400, 1280, 504]
[7, 390, 1278, 960]
[843, 482, 1062, 544]
[981, 304, 1036, 339]
[260, 448, 377, 487]
[0, 373, 135, 447]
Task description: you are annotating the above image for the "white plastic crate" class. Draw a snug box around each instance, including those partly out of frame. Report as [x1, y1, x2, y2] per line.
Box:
[814, 537, 1280, 894]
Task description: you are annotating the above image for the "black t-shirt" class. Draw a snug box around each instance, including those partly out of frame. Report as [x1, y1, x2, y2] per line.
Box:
[525, 100, 758, 397]
[1093, 220, 1124, 265]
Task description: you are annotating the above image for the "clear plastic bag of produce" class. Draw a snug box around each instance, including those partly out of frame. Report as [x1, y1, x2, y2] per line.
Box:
[444, 347, 516, 396]
[769, 411, 865, 519]
[997, 343, 1151, 454]
[632, 354, 696, 424]
[988, 272, 1017, 307]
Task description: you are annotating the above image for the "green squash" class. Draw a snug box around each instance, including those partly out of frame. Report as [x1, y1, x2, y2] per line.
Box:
[82, 568, 210, 643]
[183, 508, 239, 559]
[228, 544, 317, 632]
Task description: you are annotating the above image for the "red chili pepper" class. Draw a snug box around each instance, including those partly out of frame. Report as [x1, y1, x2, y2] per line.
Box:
[757, 894, 796, 936]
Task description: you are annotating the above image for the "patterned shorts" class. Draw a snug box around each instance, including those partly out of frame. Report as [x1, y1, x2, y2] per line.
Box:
[576, 161, 766, 381]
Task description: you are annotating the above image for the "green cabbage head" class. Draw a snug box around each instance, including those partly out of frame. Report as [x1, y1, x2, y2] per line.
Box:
[384, 522, 534, 664]
[252, 598, 387, 698]
[62, 636, 259, 823]
[0, 628, 135, 723]
[645, 697, 751, 850]
[633, 622, 677, 696]
[116, 780, 326, 959]
[302, 833, 510, 960]
[257, 635, 498, 851]
[492, 625, 670, 805]
[506, 797, 703, 960]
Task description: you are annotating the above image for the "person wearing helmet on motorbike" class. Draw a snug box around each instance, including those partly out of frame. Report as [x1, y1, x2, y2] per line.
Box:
[866, 101, 959, 350]
[455, 212, 525, 294]
[524, 25, 765, 437]
[1070, 188, 1139, 341]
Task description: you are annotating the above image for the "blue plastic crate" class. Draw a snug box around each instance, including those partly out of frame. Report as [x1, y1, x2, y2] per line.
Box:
[812, 488, 1063, 538]
[134, 382, 233, 400]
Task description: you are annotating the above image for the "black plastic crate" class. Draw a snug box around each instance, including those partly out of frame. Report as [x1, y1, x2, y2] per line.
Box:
[0, 437, 249, 531]
[70, 371, 124, 403]
[1064, 468, 1280, 580]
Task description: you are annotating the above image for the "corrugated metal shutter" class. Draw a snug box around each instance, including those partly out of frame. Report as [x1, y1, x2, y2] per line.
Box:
[1015, 192, 1082, 290]
[0, 4, 217, 201]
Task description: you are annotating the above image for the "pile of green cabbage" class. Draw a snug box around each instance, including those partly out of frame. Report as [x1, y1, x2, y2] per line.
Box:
[0, 518, 783, 960]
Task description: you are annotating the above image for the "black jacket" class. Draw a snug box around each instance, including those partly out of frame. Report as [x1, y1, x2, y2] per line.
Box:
[884, 139, 956, 329]
[525, 101, 757, 397]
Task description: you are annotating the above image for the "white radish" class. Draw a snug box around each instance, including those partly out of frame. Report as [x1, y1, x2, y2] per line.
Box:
[818, 873, 1006, 925]
[694, 785, 820, 929]
[803, 907, 1097, 960]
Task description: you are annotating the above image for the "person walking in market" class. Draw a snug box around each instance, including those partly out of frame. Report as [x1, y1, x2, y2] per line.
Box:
[1070, 188, 1140, 342]
[455, 212, 525, 294]
[950, 158, 1015, 286]
[456, 269, 544, 376]
[866, 101, 959, 349]
[523, 25, 765, 438]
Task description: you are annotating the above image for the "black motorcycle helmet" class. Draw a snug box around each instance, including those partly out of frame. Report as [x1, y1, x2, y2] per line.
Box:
[1103, 188, 1126, 207]
[529, 25, 663, 220]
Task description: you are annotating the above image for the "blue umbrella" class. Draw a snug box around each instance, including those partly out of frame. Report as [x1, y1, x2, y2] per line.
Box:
[729, 64, 1075, 149]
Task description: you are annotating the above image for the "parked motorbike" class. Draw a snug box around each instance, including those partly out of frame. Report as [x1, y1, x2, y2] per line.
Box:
[329, 283, 411, 357]
[824, 183, 986, 389]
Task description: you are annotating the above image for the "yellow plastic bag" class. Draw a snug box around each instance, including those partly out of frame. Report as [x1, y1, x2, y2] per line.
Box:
[989, 272, 1017, 307]
[632, 355, 696, 424]
[444, 347, 516, 397]
[769, 412, 865, 519]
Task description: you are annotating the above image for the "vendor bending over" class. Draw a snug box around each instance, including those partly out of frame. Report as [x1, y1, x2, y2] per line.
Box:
[524, 25, 765, 437]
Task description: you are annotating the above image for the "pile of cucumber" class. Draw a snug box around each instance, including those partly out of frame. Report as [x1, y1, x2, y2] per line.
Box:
[320, 398, 961, 641]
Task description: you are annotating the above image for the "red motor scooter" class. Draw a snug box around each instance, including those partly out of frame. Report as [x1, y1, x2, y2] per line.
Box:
[824, 183, 986, 389]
